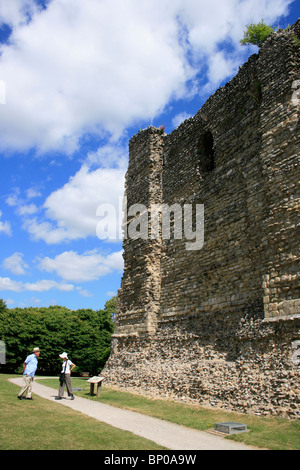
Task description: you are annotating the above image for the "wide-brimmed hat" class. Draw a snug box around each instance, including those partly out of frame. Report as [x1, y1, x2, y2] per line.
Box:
[59, 352, 68, 359]
[33, 347, 40, 352]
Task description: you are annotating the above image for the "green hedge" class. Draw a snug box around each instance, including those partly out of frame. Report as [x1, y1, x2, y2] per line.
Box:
[0, 298, 115, 376]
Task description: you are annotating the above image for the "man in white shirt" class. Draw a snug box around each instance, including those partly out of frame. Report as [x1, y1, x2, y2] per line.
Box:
[18, 347, 40, 400]
[55, 352, 75, 400]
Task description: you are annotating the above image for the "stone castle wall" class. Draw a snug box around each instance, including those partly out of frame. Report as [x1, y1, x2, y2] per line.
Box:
[103, 22, 300, 417]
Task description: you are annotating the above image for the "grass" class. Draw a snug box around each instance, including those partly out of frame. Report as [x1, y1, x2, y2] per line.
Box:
[0, 374, 166, 450]
[2, 374, 299, 450]
[37, 376, 300, 451]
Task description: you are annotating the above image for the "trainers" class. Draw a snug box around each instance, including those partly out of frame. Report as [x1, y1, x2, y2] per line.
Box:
[70, 395, 75, 400]
[26, 397, 33, 400]
[17, 396, 25, 400]
[55, 396, 62, 400]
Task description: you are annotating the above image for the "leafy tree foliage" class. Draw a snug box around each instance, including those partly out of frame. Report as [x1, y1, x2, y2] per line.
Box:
[240, 20, 274, 48]
[0, 298, 115, 375]
[104, 296, 116, 322]
[0, 299, 6, 314]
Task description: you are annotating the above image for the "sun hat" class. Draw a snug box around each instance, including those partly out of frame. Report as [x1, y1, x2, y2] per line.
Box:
[59, 352, 68, 359]
[33, 347, 40, 352]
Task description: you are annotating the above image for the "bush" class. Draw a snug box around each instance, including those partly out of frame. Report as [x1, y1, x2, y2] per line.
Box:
[240, 20, 274, 48]
[0, 298, 115, 376]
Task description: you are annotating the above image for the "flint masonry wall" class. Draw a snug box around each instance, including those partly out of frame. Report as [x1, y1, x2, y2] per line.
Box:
[103, 22, 300, 417]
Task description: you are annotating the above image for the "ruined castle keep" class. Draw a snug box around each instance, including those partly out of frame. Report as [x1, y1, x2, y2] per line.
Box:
[103, 21, 300, 417]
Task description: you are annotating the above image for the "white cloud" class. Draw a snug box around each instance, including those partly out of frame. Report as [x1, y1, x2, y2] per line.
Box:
[24, 279, 74, 292]
[0, 0, 293, 154]
[0, 0, 39, 29]
[180, 0, 292, 54]
[106, 291, 117, 298]
[17, 203, 38, 216]
[6, 191, 20, 207]
[202, 51, 240, 95]
[23, 163, 126, 243]
[38, 249, 124, 282]
[2, 252, 28, 275]
[76, 287, 93, 298]
[6, 187, 40, 216]
[26, 188, 42, 199]
[26, 297, 42, 306]
[172, 112, 192, 129]
[0, 211, 12, 236]
[0, 0, 190, 153]
[86, 143, 129, 170]
[0, 277, 23, 292]
[0, 276, 74, 292]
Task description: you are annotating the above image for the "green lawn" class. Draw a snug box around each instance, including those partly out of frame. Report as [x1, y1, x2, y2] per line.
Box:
[2, 374, 299, 450]
[0, 374, 166, 450]
[38, 376, 300, 451]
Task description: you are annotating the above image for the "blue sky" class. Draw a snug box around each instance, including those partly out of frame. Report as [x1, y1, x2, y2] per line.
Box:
[0, 0, 299, 311]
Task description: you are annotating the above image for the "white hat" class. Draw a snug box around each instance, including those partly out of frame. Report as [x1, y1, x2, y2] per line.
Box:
[59, 352, 68, 359]
[33, 347, 40, 352]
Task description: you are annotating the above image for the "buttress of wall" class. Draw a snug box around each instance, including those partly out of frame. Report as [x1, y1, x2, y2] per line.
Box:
[115, 127, 164, 336]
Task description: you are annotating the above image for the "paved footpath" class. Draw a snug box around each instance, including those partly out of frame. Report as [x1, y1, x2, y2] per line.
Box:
[10, 377, 256, 451]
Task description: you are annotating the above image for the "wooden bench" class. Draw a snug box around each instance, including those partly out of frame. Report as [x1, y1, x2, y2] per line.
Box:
[87, 376, 104, 397]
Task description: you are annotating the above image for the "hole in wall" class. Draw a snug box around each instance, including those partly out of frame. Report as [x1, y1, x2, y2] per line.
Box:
[198, 130, 215, 173]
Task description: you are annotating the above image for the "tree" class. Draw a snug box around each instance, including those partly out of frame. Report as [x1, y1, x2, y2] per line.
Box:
[0, 300, 115, 375]
[0, 299, 6, 314]
[104, 296, 116, 322]
[240, 20, 274, 48]
[0, 300, 7, 365]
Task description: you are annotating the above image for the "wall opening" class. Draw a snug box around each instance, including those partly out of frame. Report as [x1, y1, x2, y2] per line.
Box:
[199, 130, 215, 173]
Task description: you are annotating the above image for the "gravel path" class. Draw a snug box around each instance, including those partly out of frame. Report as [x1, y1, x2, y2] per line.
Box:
[10, 377, 255, 451]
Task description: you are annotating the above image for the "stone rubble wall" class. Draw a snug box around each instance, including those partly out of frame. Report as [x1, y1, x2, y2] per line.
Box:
[105, 314, 299, 417]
